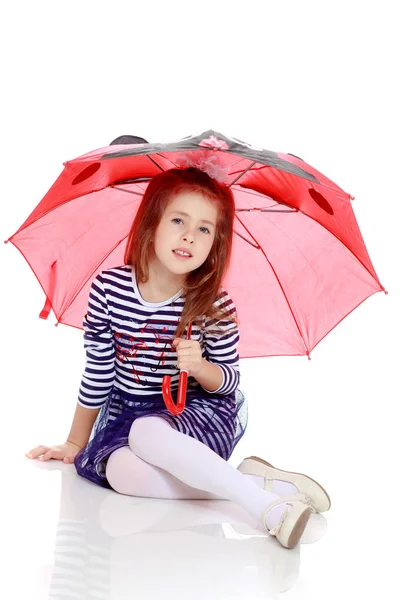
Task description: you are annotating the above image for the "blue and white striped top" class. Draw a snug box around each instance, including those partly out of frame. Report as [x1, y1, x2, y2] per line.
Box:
[78, 265, 240, 409]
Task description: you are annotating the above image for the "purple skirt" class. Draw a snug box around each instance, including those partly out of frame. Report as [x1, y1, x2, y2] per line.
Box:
[74, 385, 248, 489]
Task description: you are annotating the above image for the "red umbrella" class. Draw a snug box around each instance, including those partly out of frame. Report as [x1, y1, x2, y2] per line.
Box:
[6, 130, 385, 411]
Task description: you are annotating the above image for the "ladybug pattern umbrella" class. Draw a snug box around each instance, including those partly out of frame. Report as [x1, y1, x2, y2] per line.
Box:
[6, 130, 385, 361]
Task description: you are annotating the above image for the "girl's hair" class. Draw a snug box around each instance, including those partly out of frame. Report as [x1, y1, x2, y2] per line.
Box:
[124, 167, 237, 338]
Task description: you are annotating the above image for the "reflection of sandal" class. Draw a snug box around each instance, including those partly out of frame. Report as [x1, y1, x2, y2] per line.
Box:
[264, 496, 312, 549]
[237, 455, 331, 513]
[221, 523, 301, 594]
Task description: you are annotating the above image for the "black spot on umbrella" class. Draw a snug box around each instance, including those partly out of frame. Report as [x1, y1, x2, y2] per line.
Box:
[109, 135, 149, 145]
[309, 189, 334, 215]
[72, 163, 101, 185]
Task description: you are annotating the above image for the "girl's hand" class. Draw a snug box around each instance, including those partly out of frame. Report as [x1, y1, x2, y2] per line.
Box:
[25, 441, 82, 464]
[172, 338, 204, 377]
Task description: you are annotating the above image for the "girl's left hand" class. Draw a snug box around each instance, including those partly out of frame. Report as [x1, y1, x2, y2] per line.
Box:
[172, 338, 204, 377]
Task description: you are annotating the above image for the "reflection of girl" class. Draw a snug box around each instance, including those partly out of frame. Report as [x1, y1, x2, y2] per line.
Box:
[27, 166, 329, 549]
[46, 468, 301, 598]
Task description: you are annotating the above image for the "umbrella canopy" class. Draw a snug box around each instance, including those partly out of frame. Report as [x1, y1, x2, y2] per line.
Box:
[6, 130, 385, 358]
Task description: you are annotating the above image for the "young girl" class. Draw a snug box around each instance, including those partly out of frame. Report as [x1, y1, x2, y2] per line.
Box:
[26, 166, 330, 549]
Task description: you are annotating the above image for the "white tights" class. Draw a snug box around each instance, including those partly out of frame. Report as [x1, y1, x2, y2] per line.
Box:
[105, 416, 287, 528]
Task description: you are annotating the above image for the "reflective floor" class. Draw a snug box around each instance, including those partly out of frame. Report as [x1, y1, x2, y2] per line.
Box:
[8, 453, 329, 599]
[5, 413, 399, 600]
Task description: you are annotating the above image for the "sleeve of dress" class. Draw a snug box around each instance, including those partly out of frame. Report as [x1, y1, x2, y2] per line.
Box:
[201, 290, 240, 395]
[77, 273, 116, 409]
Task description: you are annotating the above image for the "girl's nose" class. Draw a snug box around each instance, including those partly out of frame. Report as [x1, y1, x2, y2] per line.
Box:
[182, 231, 194, 243]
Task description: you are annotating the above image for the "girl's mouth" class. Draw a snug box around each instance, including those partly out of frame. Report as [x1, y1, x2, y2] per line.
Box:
[172, 249, 192, 259]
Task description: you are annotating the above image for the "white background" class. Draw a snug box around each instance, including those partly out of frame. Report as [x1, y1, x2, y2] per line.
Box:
[1, 1, 399, 598]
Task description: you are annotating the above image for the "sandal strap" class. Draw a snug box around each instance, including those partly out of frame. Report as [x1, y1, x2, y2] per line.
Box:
[264, 495, 304, 512]
[262, 495, 308, 537]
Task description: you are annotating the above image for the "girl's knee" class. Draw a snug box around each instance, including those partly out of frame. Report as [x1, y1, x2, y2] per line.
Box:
[106, 446, 131, 493]
[128, 416, 171, 456]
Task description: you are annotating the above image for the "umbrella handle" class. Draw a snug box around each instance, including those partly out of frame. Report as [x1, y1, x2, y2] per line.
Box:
[162, 322, 192, 415]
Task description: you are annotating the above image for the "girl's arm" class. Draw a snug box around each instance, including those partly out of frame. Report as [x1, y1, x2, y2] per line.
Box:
[26, 402, 101, 462]
[78, 273, 116, 409]
[200, 290, 240, 394]
[194, 359, 223, 392]
[67, 273, 113, 449]
[66, 402, 101, 449]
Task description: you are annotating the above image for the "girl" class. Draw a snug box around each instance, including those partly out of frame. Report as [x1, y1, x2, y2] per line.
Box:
[26, 166, 330, 549]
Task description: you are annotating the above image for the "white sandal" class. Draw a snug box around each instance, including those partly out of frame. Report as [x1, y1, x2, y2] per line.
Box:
[238, 455, 331, 513]
[264, 496, 312, 549]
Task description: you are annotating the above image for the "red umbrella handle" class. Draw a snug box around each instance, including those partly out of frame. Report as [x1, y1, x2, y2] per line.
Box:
[162, 322, 192, 415]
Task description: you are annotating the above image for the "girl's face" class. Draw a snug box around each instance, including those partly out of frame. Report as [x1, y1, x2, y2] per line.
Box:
[152, 190, 218, 277]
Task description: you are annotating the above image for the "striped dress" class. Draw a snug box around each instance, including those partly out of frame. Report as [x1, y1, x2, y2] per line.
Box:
[74, 265, 247, 488]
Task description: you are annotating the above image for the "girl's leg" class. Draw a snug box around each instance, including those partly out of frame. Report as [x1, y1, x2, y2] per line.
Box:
[101, 471, 260, 537]
[106, 446, 221, 500]
[106, 447, 295, 500]
[127, 416, 291, 529]
[106, 448, 280, 530]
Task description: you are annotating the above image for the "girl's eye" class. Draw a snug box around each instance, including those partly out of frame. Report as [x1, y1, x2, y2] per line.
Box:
[172, 219, 210, 234]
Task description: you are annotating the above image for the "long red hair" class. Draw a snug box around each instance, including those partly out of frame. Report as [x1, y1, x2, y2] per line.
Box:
[124, 167, 236, 338]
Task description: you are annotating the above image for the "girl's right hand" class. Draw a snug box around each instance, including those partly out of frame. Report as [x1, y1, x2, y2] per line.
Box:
[25, 442, 82, 464]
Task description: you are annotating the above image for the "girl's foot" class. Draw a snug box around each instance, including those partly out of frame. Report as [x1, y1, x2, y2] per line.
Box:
[237, 456, 331, 513]
[264, 496, 312, 549]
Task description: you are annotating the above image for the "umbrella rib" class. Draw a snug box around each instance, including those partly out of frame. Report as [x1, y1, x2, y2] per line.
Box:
[234, 213, 310, 356]
[232, 186, 275, 201]
[232, 185, 299, 210]
[236, 208, 297, 214]
[110, 185, 144, 197]
[154, 153, 183, 168]
[234, 207, 298, 247]
[147, 154, 165, 172]
[228, 161, 257, 187]
[233, 230, 260, 249]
